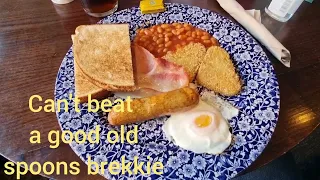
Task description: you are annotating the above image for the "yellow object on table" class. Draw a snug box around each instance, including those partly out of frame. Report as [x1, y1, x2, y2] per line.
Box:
[140, 0, 165, 14]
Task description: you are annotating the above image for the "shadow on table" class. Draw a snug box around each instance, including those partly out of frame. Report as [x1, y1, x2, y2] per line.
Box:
[0, 155, 46, 180]
[234, 152, 303, 180]
[235, 126, 320, 180]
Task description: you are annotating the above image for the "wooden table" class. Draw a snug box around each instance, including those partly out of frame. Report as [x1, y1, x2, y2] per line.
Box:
[0, 0, 319, 179]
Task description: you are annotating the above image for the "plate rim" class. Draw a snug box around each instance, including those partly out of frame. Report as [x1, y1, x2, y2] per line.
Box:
[54, 3, 280, 179]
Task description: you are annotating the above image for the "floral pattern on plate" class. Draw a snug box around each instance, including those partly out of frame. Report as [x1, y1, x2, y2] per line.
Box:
[54, 3, 280, 180]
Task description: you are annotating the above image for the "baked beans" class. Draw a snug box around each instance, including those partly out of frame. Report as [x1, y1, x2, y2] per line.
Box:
[134, 23, 219, 58]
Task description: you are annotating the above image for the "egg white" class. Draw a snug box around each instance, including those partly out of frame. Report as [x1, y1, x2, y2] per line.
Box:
[163, 100, 233, 154]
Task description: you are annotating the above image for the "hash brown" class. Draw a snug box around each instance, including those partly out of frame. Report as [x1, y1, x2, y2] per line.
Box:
[163, 43, 206, 81]
[197, 46, 241, 96]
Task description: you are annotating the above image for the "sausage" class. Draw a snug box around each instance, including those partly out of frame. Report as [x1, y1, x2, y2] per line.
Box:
[108, 87, 199, 125]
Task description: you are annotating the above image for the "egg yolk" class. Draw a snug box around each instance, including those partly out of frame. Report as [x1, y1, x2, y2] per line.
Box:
[194, 115, 212, 128]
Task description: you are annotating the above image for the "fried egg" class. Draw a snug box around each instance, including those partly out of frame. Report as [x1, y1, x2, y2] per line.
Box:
[163, 100, 235, 154]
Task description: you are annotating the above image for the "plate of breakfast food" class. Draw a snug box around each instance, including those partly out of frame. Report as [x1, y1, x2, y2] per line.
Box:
[54, 3, 280, 180]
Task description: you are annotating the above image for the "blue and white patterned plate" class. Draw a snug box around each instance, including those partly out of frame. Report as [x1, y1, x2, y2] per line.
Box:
[54, 3, 280, 180]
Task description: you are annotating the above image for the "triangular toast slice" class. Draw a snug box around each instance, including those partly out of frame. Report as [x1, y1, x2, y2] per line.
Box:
[72, 24, 135, 90]
[74, 61, 110, 103]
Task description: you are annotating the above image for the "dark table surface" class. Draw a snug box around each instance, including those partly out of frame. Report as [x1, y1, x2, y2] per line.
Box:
[0, 0, 319, 179]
